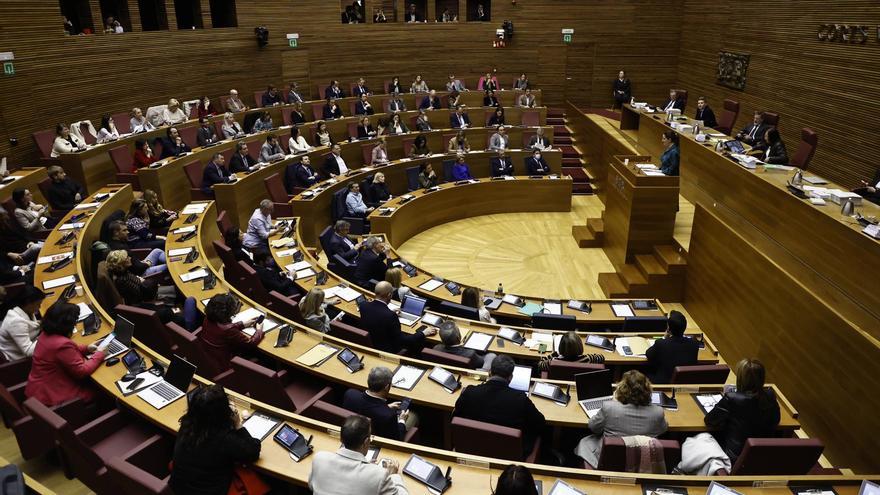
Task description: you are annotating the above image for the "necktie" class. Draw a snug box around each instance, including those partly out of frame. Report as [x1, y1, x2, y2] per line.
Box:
[459, 115, 464, 126]
[749, 125, 757, 139]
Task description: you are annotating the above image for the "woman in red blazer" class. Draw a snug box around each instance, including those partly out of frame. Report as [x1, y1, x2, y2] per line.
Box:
[197, 294, 264, 372]
[26, 302, 105, 405]
[133, 138, 157, 168]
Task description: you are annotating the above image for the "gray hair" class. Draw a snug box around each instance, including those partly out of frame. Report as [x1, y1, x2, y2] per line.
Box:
[438, 320, 461, 346]
[259, 199, 272, 209]
[363, 236, 381, 249]
[334, 220, 350, 232]
[367, 366, 393, 392]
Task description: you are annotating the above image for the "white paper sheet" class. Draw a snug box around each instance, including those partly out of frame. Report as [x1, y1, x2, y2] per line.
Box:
[168, 247, 193, 257]
[180, 269, 208, 282]
[232, 308, 264, 325]
[611, 303, 634, 317]
[242, 414, 280, 440]
[37, 252, 72, 265]
[295, 268, 316, 279]
[418, 279, 444, 291]
[75, 302, 93, 322]
[542, 302, 562, 315]
[43, 275, 76, 289]
[172, 225, 197, 234]
[391, 365, 424, 390]
[285, 261, 312, 272]
[74, 202, 100, 210]
[463, 332, 493, 351]
[59, 222, 84, 230]
[276, 248, 298, 257]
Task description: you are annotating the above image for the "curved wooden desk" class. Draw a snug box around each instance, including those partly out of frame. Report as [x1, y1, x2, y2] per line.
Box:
[28, 188, 860, 492]
[0, 167, 49, 205]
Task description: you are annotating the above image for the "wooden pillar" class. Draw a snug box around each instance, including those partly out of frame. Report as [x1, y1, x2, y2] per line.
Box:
[426, 0, 436, 22]
[128, 0, 143, 31]
[458, 0, 467, 21]
[165, 0, 178, 30]
[364, 0, 374, 23]
[200, 0, 212, 28]
[396, 0, 406, 22]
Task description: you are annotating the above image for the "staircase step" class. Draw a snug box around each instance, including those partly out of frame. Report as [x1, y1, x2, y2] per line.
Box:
[572, 225, 602, 247]
[553, 125, 569, 135]
[548, 109, 565, 117]
[598, 272, 628, 298]
[562, 158, 582, 166]
[555, 137, 573, 145]
[619, 264, 648, 289]
[562, 167, 589, 181]
[587, 217, 604, 236]
[572, 184, 593, 195]
[653, 245, 687, 274]
[635, 254, 666, 280]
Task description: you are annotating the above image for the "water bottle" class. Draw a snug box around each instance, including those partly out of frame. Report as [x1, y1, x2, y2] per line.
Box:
[496, 283, 503, 296]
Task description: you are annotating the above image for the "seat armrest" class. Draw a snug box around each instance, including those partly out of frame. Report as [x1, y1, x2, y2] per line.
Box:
[297, 386, 334, 414]
[213, 369, 236, 386]
[0, 358, 32, 386]
[403, 426, 419, 443]
[52, 397, 93, 428]
[74, 408, 127, 445]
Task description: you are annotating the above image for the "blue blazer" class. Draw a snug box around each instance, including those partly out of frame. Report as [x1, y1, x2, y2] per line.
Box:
[357, 299, 425, 353]
[660, 145, 680, 176]
[201, 161, 231, 195]
[419, 96, 440, 110]
[342, 389, 405, 440]
[450, 113, 470, 129]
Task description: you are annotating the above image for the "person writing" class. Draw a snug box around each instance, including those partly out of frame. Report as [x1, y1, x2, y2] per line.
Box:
[410, 135, 431, 158]
[450, 105, 471, 129]
[197, 293, 264, 372]
[229, 142, 257, 173]
[434, 320, 495, 371]
[448, 131, 470, 153]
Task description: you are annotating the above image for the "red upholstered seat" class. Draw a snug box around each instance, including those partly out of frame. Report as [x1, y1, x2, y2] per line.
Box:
[588, 436, 681, 473]
[720, 438, 825, 475]
[521, 110, 540, 127]
[263, 173, 293, 217]
[421, 347, 473, 368]
[670, 364, 730, 384]
[716, 99, 739, 135]
[109, 144, 140, 190]
[106, 434, 174, 495]
[226, 356, 330, 413]
[789, 128, 818, 171]
[329, 319, 372, 347]
[762, 111, 780, 127]
[451, 416, 541, 462]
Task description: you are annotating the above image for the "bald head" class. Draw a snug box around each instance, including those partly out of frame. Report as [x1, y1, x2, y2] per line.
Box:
[374, 281, 394, 300]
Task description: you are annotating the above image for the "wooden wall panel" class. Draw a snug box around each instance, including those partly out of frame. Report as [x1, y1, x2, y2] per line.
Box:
[685, 204, 880, 473]
[676, 0, 880, 188]
[0, 0, 681, 165]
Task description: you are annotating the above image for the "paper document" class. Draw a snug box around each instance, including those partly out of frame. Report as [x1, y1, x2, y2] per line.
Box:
[242, 414, 280, 440]
[295, 268, 316, 279]
[180, 269, 209, 282]
[636, 163, 658, 169]
[232, 308, 264, 325]
[406, 455, 434, 480]
[74, 202, 100, 210]
[37, 252, 73, 265]
[75, 303, 93, 322]
[172, 225, 196, 234]
[285, 261, 311, 272]
[643, 170, 666, 177]
[498, 327, 521, 342]
[542, 302, 562, 315]
[463, 332, 493, 351]
[271, 237, 294, 248]
[525, 332, 554, 351]
[533, 382, 558, 397]
[296, 343, 339, 366]
[418, 279, 444, 291]
[611, 303, 634, 317]
[517, 302, 544, 316]
[429, 367, 454, 383]
[276, 248, 298, 257]
[330, 286, 361, 302]
[803, 176, 828, 185]
[391, 365, 425, 390]
[509, 366, 531, 392]
[549, 479, 586, 495]
[43, 275, 76, 289]
[616, 336, 650, 356]
[59, 222, 84, 230]
[168, 247, 193, 257]
[502, 294, 522, 305]
[241, 316, 280, 336]
[181, 205, 207, 215]
[116, 370, 162, 395]
[696, 394, 723, 413]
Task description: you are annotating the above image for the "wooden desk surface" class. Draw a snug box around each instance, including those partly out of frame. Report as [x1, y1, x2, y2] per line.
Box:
[30, 189, 867, 490]
[0, 167, 49, 206]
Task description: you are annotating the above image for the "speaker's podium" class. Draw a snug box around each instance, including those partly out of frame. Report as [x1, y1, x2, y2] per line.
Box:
[572, 154, 686, 300]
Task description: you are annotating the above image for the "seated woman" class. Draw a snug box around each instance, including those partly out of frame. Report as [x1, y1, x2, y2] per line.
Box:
[704, 358, 780, 464]
[315, 121, 333, 147]
[410, 74, 429, 93]
[162, 98, 188, 126]
[451, 153, 474, 180]
[126, 199, 166, 249]
[224, 226, 254, 267]
[357, 116, 376, 139]
[494, 465, 537, 495]
[25, 302, 106, 405]
[0, 286, 45, 360]
[488, 107, 506, 127]
[388, 112, 409, 135]
[170, 385, 263, 495]
[537, 330, 604, 372]
[575, 370, 668, 467]
[659, 130, 680, 176]
[388, 76, 404, 95]
[129, 107, 155, 134]
[418, 163, 438, 188]
[196, 96, 215, 119]
[133, 139, 157, 168]
[447, 90, 461, 109]
[50, 123, 86, 158]
[384, 267, 411, 302]
[95, 114, 120, 143]
[411, 134, 431, 158]
[12, 188, 53, 233]
[289, 101, 307, 125]
[288, 126, 313, 153]
[461, 286, 494, 323]
[143, 189, 178, 230]
[0, 209, 42, 264]
[300, 287, 340, 333]
[252, 111, 274, 133]
[369, 172, 391, 202]
[371, 140, 389, 166]
[415, 110, 432, 131]
[105, 250, 192, 326]
[448, 130, 471, 153]
[758, 128, 789, 165]
[198, 293, 264, 372]
[107, 222, 167, 276]
[221, 112, 245, 140]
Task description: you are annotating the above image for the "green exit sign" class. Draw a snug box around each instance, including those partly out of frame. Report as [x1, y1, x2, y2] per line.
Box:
[563, 34, 572, 43]
[288, 38, 298, 48]
[2, 62, 13, 76]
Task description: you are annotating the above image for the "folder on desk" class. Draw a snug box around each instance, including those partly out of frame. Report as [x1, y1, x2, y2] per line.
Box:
[517, 302, 544, 317]
[296, 343, 339, 367]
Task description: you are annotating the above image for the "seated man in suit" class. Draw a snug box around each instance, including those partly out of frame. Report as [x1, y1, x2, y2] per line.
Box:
[196, 117, 218, 147]
[287, 81, 305, 103]
[386, 92, 407, 113]
[658, 89, 685, 113]
[453, 354, 546, 457]
[353, 236, 387, 286]
[286, 156, 318, 190]
[483, 89, 500, 108]
[529, 127, 552, 151]
[342, 366, 416, 440]
[355, 94, 375, 115]
[325, 80, 344, 99]
[323, 144, 350, 178]
[252, 250, 300, 297]
[323, 98, 344, 120]
[446, 74, 468, 92]
[645, 310, 700, 384]
[405, 3, 420, 22]
[434, 320, 495, 371]
[518, 88, 537, 108]
[225, 89, 248, 113]
[345, 182, 372, 218]
[489, 125, 509, 151]
[260, 134, 286, 163]
[419, 90, 441, 110]
[229, 142, 258, 173]
[736, 111, 768, 147]
[416, 109, 432, 131]
[327, 220, 360, 262]
[490, 149, 514, 177]
[308, 415, 409, 495]
[201, 152, 234, 197]
[46, 166, 85, 211]
[160, 127, 191, 159]
[525, 149, 550, 175]
[853, 169, 880, 205]
[352, 77, 371, 97]
[358, 281, 436, 352]
[694, 96, 718, 128]
[450, 105, 471, 129]
[261, 85, 282, 107]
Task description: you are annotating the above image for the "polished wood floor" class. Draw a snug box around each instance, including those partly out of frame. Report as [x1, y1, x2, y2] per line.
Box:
[397, 194, 695, 300]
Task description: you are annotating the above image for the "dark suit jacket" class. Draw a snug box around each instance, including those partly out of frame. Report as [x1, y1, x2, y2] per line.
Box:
[196, 126, 218, 147]
[328, 232, 358, 262]
[352, 85, 370, 97]
[254, 264, 299, 297]
[433, 344, 484, 369]
[325, 86, 344, 99]
[483, 96, 500, 107]
[763, 141, 789, 165]
[695, 107, 718, 128]
[229, 153, 257, 173]
[323, 104, 343, 120]
[369, 182, 391, 203]
[357, 299, 425, 353]
[419, 96, 440, 110]
[645, 335, 700, 384]
[612, 78, 631, 102]
[353, 249, 388, 286]
[47, 178, 85, 211]
[342, 389, 405, 440]
[289, 110, 306, 125]
[201, 161, 231, 195]
[490, 157, 513, 177]
[287, 162, 318, 189]
[704, 389, 780, 463]
[454, 378, 546, 455]
[387, 100, 406, 112]
[323, 154, 345, 177]
[737, 123, 768, 146]
[355, 101, 375, 115]
[526, 157, 550, 175]
[450, 113, 471, 129]
[261, 92, 282, 107]
[357, 125, 375, 139]
[659, 98, 685, 112]
[160, 138, 191, 158]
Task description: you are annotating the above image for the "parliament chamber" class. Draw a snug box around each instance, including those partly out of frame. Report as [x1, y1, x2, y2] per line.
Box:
[0, 0, 878, 494]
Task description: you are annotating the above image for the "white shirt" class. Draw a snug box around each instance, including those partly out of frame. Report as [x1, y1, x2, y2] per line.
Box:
[162, 107, 187, 125]
[51, 134, 85, 157]
[309, 447, 408, 495]
[130, 117, 155, 134]
[96, 127, 120, 143]
[289, 135, 312, 153]
[335, 154, 349, 174]
[0, 307, 40, 360]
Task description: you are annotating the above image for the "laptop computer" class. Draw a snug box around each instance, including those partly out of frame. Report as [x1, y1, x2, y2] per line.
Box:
[509, 365, 532, 393]
[137, 355, 197, 409]
[398, 295, 428, 326]
[96, 315, 135, 360]
[724, 139, 746, 154]
[574, 369, 614, 418]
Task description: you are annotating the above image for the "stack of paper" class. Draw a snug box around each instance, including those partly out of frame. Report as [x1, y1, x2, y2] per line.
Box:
[463, 332, 493, 352]
[242, 413, 281, 441]
[542, 301, 562, 315]
[325, 285, 361, 302]
[59, 222, 85, 230]
[615, 336, 651, 356]
[418, 279, 444, 291]
[276, 248, 298, 257]
[285, 261, 312, 272]
[296, 343, 339, 366]
[74, 202, 100, 210]
[37, 252, 73, 265]
[43, 275, 76, 290]
[75, 302, 93, 322]
[181, 203, 208, 215]
[696, 393, 723, 413]
[391, 365, 425, 390]
[611, 303, 634, 317]
[180, 269, 209, 282]
[168, 247, 193, 257]
[172, 225, 196, 235]
[525, 332, 554, 351]
[272, 237, 295, 248]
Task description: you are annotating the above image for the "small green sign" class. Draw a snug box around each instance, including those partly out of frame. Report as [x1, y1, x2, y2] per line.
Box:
[2, 62, 13, 76]
[288, 38, 298, 48]
[563, 34, 572, 44]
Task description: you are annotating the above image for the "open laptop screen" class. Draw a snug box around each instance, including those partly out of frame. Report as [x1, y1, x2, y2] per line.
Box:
[574, 369, 613, 400]
[113, 315, 136, 346]
[401, 295, 427, 316]
[164, 355, 197, 392]
[509, 365, 532, 392]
